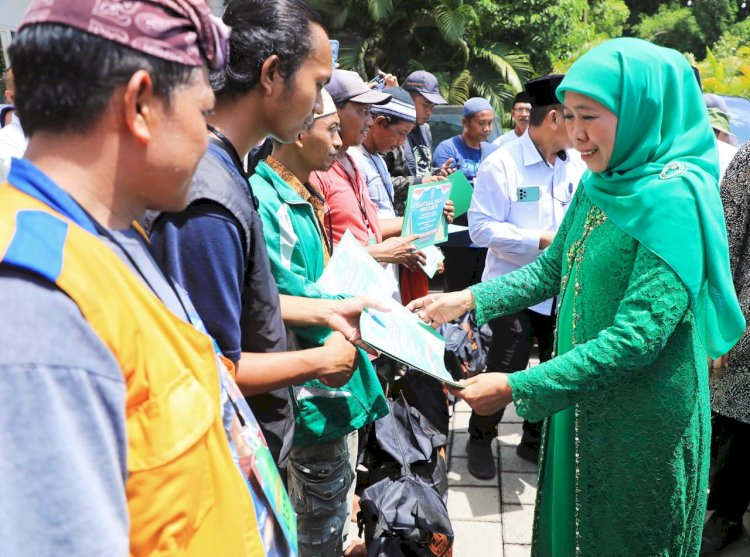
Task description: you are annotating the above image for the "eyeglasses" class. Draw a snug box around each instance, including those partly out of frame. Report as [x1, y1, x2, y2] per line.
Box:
[513, 107, 531, 114]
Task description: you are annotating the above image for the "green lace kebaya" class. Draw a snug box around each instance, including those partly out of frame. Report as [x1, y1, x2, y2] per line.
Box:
[468, 39, 736, 556]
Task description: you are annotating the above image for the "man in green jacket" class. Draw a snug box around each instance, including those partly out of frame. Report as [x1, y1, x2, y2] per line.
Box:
[251, 90, 388, 557]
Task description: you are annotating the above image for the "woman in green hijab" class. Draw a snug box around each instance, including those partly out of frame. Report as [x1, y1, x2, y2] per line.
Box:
[408, 38, 745, 556]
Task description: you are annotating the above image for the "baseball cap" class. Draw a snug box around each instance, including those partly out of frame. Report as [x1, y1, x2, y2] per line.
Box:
[402, 71, 448, 105]
[707, 107, 736, 139]
[325, 69, 391, 105]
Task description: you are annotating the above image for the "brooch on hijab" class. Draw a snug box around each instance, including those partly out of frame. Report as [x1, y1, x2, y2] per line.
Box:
[659, 161, 687, 180]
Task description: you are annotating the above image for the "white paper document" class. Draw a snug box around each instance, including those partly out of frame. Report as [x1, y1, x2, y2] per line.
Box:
[360, 299, 464, 389]
[316, 230, 398, 299]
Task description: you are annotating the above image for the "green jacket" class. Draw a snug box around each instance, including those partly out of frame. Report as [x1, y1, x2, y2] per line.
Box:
[251, 161, 388, 447]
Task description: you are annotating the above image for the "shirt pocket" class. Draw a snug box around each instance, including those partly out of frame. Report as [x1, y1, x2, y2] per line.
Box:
[510, 186, 542, 228]
[126, 368, 217, 546]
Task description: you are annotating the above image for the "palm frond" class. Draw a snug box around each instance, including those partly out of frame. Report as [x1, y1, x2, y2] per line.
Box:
[367, 0, 393, 22]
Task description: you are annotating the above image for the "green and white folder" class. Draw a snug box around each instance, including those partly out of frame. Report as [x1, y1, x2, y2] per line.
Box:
[402, 180, 452, 249]
[360, 299, 464, 389]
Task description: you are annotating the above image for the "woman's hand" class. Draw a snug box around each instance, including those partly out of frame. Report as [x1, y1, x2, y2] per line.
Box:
[406, 289, 475, 327]
[450, 373, 513, 416]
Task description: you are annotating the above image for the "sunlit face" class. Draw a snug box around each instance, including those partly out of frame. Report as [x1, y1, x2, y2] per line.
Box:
[412, 93, 436, 125]
[299, 113, 342, 171]
[144, 69, 214, 211]
[371, 117, 414, 152]
[511, 101, 531, 132]
[269, 23, 332, 143]
[337, 101, 373, 149]
[563, 91, 618, 173]
[463, 109, 495, 144]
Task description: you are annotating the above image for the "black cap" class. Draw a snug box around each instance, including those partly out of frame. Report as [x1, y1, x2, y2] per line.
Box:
[524, 74, 564, 107]
[513, 91, 532, 105]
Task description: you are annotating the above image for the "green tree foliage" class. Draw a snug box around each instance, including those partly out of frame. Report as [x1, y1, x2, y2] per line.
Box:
[589, 0, 630, 38]
[473, 0, 591, 74]
[692, 0, 737, 47]
[689, 46, 750, 97]
[311, 0, 533, 116]
[634, 4, 706, 58]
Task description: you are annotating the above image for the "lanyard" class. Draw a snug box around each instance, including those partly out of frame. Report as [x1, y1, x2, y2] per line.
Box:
[7, 159, 196, 327]
[320, 156, 376, 240]
[207, 125, 260, 211]
[365, 149, 395, 208]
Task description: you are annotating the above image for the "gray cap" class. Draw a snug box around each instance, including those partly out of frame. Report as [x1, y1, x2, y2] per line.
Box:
[325, 69, 391, 105]
[402, 70, 448, 105]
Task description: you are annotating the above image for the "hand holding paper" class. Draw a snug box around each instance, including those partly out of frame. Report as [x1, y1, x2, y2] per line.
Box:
[453, 373, 513, 415]
[407, 289, 476, 328]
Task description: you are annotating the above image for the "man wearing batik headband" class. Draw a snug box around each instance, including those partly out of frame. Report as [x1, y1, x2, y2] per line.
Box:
[0, 1, 270, 556]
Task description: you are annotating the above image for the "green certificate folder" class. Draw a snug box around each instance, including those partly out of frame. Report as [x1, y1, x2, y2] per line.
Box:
[448, 171, 473, 217]
[401, 180, 452, 249]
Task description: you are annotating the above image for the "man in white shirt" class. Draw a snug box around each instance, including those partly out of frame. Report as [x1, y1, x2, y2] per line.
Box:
[0, 68, 28, 180]
[492, 91, 532, 149]
[465, 75, 586, 479]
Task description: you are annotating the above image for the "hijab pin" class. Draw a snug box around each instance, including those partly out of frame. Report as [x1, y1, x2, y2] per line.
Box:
[659, 161, 687, 180]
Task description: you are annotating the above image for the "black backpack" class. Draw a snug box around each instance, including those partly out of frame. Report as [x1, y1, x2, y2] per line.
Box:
[439, 311, 492, 381]
[358, 394, 454, 556]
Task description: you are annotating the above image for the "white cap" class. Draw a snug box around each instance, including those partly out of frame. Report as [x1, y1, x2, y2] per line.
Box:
[314, 89, 337, 120]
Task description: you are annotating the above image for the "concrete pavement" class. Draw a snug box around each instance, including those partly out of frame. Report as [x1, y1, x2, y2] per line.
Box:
[445, 392, 750, 556]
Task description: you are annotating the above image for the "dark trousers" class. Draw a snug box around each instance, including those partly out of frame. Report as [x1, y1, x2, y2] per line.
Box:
[468, 309, 555, 446]
[442, 246, 487, 292]
[707, 413, 750, 522]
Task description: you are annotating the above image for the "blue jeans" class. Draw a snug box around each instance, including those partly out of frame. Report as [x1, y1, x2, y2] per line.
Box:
[287, 436, 353, 557]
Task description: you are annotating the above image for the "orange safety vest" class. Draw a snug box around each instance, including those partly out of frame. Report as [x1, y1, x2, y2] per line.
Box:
[0, 184, 265, 557]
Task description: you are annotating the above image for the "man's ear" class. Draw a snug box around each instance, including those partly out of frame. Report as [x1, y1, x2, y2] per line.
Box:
[123, 70, 156, 144]
[295, 130, 306, 149]
[259, 55, 283, 96]
[548, 108, 561, 131]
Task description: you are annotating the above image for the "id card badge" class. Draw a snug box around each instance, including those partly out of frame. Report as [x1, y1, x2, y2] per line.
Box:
[516, 186, 540, 202]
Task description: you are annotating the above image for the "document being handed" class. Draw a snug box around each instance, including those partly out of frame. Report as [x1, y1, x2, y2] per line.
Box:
[360, 299, 464, 389]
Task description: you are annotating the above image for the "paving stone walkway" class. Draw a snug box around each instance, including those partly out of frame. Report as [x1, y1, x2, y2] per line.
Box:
[445, 395, 750, 557]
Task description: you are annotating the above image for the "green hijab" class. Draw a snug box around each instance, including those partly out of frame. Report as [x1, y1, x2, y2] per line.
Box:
[557, 37, 744, 358]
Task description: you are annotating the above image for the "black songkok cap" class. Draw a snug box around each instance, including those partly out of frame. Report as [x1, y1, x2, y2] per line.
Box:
[524, 74, 565, 107]
[513, 91, 532, 105]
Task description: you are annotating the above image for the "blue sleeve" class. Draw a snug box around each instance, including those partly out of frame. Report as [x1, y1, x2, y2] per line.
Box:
[432, 139, 456, 169]
[0, 270, 129, 555]
[149, 202, 246, 362]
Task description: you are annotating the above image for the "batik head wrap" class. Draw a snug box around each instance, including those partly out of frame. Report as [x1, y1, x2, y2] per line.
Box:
[557, 38, 744, 358]
[19, 0, 230, 71]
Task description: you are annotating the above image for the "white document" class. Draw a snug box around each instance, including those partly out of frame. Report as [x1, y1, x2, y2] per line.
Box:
[316, 230, 398, 299]
[419, 245, 445, 279]
[360, 298, 464, 389]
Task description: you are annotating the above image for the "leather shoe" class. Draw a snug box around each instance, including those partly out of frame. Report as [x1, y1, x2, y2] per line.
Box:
[466, 438, 496, 479]
[700, 512, 743, 555]
[515, 443, 539, 464]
